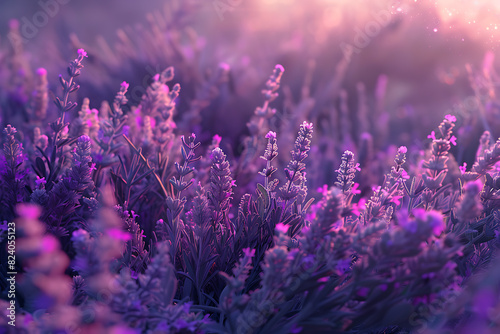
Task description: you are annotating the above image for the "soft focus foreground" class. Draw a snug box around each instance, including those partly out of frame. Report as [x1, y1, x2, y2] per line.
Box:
[1, 0, 500, 333]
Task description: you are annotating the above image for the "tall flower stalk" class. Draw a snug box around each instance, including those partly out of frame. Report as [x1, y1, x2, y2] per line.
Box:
[242, 64, 284, 165]
[208, 147, 235, 230]
[419, 114, 457, 210]
[170, 133, 201, 199]
[0, 125, 26, 219]
[259, 131, 279, 191]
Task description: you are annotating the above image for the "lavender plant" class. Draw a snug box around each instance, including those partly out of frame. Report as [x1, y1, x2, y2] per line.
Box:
[0, 125, 26, 221]
[1, 11, 500, 334]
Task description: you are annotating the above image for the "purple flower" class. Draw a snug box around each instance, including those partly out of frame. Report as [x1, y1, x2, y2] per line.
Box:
[212, 134, 222, 146]
[265, 131, 277, 139]
[16, 203, 41, 220]
[107, 228, 131, 241]
[243, 247, 256, 258]
[36, 67, 47, 76]
[335, 150, 360, 195]
[35, 176, 46, 188]
[445, 114, 457, 122]
[275, 223, 289, 234]
[414, 208, 444, 236]
[208, 147, 234, 227]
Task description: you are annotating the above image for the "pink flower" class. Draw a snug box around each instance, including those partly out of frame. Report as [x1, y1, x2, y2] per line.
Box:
[265, 131, 277, 139]
[301, 121, 313, 131]
[219, 62, 230, 71]
[275, 223, 289, 234]
[275, 64, 285, 73]
[351, 183, 361, 195]
[427, 131, 436, 141]
[213, 134, 222, 146]
[414, 209, 444, 236]
[16, 204, 41, 219]
[392, 195, 403, 206]
[36, 67, 47, 76]
[77, 48, 88, 58]
[445, 114, 457, 122]
[351, 198, 366, 216]
[305, 211, 316, 221]
[398, 146, 407, 154]
[107, 228, 131, 241]
[35, 176, 47, 188]
[243, 248, 255, 258]
[450, 135, 457, 146]
[42, 235, 59, 253]
[317, 184, 328, 196]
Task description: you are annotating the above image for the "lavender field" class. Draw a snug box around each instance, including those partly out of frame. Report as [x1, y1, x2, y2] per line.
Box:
[1, 0, 500, 333]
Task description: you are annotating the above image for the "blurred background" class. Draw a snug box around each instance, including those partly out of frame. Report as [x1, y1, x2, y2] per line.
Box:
[1, 0, 499, 184]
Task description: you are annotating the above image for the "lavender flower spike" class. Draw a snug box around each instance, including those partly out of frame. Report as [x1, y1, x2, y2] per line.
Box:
[260, 130, 279, 190]
[280, 121, 313, 201]
[208, 147, 234, 228]
[54, 48, 87, 114]
[1, 125, 26, 218]
[335, 150, 359, 196]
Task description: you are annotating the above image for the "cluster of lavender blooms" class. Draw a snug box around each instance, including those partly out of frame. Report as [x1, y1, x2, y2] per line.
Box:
[1, 29, 500, 334]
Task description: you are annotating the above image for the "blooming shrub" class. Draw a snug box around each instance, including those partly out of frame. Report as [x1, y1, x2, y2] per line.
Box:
[1, 3, 500, 333]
